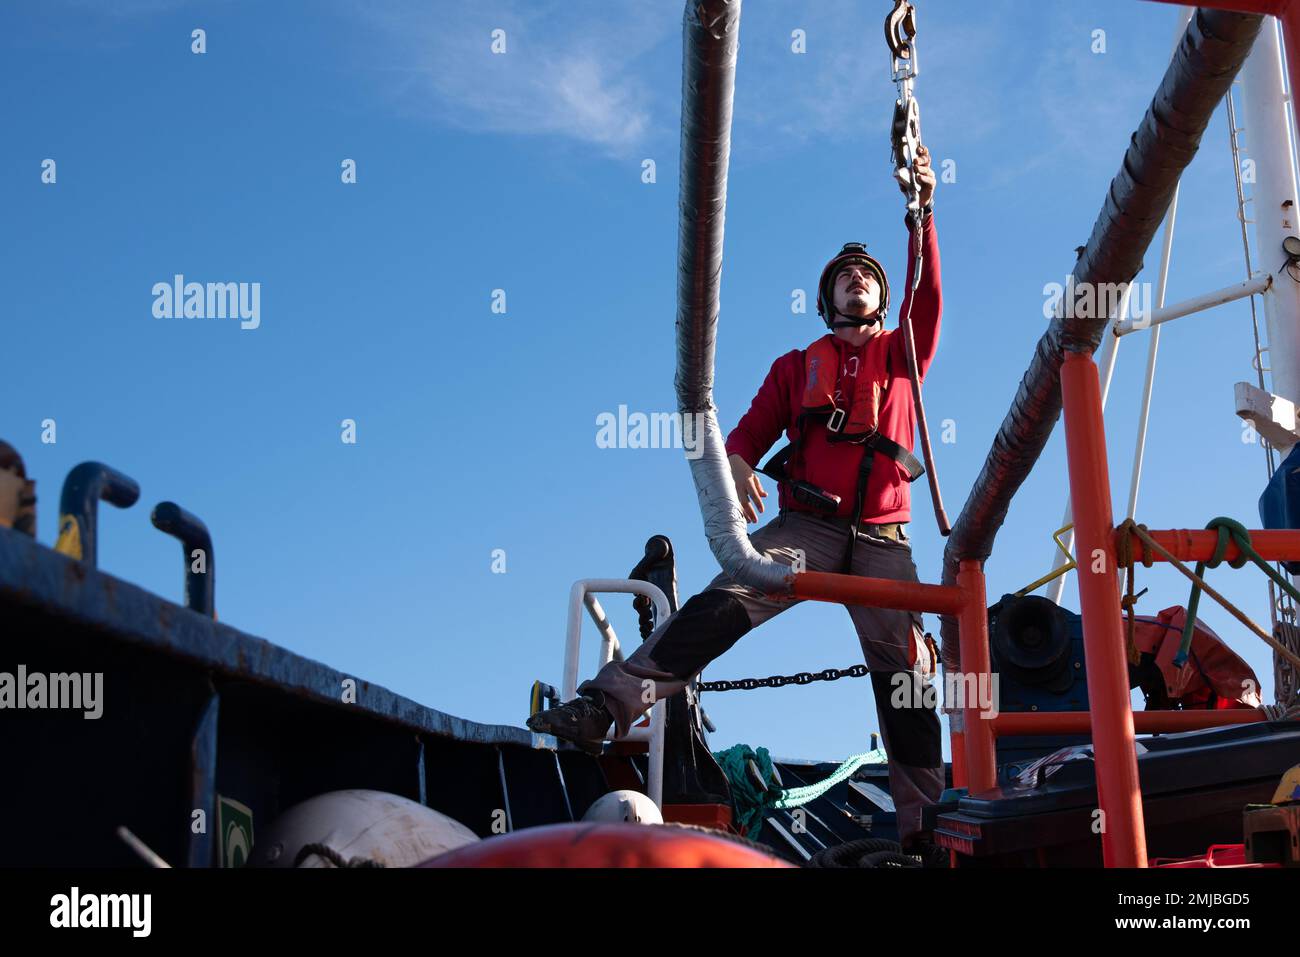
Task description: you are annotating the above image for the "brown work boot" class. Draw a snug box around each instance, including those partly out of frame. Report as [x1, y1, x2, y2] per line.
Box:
[526, 691, 613, 755]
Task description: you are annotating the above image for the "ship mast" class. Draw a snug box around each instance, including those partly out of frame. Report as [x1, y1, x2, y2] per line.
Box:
[1235, 18, 1300, 710]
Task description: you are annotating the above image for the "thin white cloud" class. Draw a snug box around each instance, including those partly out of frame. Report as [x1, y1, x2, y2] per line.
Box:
[339, 0, 1176, 174]
[346, 0, 674, 158]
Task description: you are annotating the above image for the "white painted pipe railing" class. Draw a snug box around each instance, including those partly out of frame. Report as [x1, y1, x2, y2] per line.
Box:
[1113, 274, 1271, 336]
[583, 593, 622, 667]
[1127, 177, 1180, 526]
[563, 578, 670, 808]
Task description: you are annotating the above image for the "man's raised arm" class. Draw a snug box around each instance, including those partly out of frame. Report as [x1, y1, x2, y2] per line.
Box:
[893, 207, 942, 382]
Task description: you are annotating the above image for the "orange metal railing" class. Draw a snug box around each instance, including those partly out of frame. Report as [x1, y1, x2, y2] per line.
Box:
[779, 346, 1296, 868]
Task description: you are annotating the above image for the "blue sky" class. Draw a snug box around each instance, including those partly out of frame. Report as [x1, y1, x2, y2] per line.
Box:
[1, 0, 1287, 762]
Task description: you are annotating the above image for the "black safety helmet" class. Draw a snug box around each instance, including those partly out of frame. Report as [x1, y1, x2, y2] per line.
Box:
[816, 242, 890, 329]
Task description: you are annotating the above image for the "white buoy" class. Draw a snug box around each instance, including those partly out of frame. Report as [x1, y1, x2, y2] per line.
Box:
[582, 790, 663, 825]
[249, 790, 479, 868]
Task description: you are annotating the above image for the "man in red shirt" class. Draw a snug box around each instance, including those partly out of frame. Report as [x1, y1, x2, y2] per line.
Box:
[531, 148, 944, 846]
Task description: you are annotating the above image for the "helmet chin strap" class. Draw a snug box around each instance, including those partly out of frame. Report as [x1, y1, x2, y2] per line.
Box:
[827, 307, 883, 330]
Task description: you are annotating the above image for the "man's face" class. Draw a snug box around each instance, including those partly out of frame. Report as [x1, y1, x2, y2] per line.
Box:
[832, 263, 882, 322]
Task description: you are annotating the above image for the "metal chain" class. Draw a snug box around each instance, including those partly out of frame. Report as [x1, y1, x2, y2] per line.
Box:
[698, 664, 869, 693]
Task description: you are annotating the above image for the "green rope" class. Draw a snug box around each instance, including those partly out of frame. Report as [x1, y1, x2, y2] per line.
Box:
[712, 744, 777, 835]
[1178, 517, 1300, 667]
[712, 744, 885, 834]
[767, 752, 879, 810]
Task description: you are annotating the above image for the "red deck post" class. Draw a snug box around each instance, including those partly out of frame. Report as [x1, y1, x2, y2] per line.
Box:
[957, 559, 997, 794]
[950, 729, 967, 789]
[1061, 350, 1147, 867]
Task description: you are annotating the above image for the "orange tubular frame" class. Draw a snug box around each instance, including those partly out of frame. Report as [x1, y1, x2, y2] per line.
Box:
[780, 343, 1299, 867]
[1060, 351, 1147, 867]
[995, 709, 1265, 736]
[1123, 528, 1300, 562]
[789, 572, 964, 615]
[957, 560, 998, 793]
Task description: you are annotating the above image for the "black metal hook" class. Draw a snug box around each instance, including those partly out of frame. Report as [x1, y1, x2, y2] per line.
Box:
[885, 0, 916, 62]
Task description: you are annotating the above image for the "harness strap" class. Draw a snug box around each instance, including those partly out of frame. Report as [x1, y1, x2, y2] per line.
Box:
[759, 428, 922, 574]
[842, 447, 876, 572]
[861, 430, 925, 483]
[758, 418, 924, 487]
[755, 442, 795, 484]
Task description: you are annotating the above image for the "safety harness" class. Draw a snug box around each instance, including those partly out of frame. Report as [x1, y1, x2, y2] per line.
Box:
[756, 335, 924, 572]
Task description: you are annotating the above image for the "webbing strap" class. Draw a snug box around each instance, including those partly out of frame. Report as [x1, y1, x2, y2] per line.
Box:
[864, 431, 925, 483]
[755, 443, 795, 484]
[759, 429, 920, 574]
[841, 449, 876, 572]
[758, 423, 925, 487]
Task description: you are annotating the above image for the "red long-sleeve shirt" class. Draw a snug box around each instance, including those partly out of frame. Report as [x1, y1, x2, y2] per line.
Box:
[725, 212, 942, 525]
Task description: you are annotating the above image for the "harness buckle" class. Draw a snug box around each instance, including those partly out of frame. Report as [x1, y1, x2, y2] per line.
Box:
[827, 408, 846, 433]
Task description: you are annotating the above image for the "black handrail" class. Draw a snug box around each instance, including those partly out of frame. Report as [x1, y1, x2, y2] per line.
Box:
[151, 501, 215, 617]
[56, 461, 140, 566]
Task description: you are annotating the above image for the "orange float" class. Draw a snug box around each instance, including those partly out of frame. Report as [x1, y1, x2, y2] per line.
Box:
[418, 823, 793, 868]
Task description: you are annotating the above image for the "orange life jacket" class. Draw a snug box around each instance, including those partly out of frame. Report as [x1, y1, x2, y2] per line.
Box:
[757, 334, 922, 504]
[800, 334, 888, 442]
[755, 333, 924, 571]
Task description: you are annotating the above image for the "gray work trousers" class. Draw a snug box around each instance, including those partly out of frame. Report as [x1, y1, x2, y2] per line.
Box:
[580, 509, 945, 844]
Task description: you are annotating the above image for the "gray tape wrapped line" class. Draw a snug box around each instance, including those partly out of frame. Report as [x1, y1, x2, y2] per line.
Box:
[675, 0, 791, 595]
